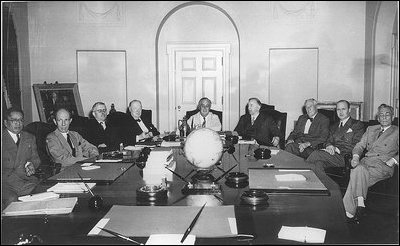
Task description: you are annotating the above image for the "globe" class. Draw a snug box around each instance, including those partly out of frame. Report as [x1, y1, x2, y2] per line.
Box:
[184, 128, 223, 169]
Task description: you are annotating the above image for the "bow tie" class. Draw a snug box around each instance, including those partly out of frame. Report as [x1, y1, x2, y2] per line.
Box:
[135, 119, 141, 122]
[308, 117, 313, 122]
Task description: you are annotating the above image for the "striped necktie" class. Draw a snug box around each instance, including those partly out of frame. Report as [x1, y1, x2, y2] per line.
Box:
[16, 133, 20, 146]
[100, 121, 106, 130]
[251, 116, 255, 125]
[202, 116, 206, 128]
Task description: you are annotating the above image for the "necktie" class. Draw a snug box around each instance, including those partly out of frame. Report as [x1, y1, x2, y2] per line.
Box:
[67, 133, 76, 157]
[377, 128, 384, 139]
[339, 122, 343, 128]
[202, 116, 206, 128]
[100, 121, 106, 130]
[251, 116, 255, 125]
[16, 134, 20, 146]
[309, 117, 313, 122]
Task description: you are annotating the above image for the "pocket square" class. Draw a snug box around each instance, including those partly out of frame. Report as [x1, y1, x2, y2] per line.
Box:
[346, 128, 353, 133]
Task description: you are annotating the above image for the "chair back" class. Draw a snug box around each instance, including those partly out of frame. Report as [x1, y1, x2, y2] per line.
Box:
[262, 109, 287, 149]
[318, 109, 338, 127]
[24, 121, 57, 170]
[246, 103, 274, 115]
[185, 109, 223, 125]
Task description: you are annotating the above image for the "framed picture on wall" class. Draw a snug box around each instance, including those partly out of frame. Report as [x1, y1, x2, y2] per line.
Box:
[32, 83, 84, 123]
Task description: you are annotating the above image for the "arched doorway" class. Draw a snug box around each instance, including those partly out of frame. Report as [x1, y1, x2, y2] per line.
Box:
[155, 2, 240, 131]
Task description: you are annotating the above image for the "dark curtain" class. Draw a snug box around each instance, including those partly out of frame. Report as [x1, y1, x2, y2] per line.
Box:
[2, 3, 21, 114]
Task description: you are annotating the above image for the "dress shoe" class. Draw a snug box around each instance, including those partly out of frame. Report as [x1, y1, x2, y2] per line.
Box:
[355, 206, 367, 219]
[346, 216, 360, 225]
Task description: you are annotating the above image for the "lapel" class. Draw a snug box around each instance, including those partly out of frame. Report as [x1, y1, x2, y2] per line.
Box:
[372, 125, 395, 147]
[55, 129, 74, 155]
[4, 130, 19, 167]
[335, 118, 353, 137]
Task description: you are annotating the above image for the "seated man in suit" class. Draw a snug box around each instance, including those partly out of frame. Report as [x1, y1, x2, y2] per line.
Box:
[46, 108, 99, 168]
[343, 104, 398, 223]
[127, 100, 160, 143]
[285, 98, 330, 159]
[85, 102, 120, 153]
[2, 108, 41, 209]
[306, 100, 365, 172]
[234, 97, 280, 147]
[187, 97, 222, 131]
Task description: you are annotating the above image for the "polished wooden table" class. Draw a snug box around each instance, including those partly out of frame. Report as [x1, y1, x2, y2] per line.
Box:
[1, 144, 350, 244]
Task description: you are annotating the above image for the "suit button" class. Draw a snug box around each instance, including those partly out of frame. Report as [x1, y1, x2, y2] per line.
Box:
[377, 154, 379, 156]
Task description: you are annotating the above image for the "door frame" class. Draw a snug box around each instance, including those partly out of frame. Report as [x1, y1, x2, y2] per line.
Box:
[166, 43, 231, 130]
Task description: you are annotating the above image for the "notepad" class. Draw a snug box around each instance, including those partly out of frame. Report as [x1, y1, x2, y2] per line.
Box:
[95, 159, 122, 163]
[18, 192, 60, 202]
[47, 182, 96, 193]
[82, 165, 101, 170]
[161, 141, 182, 147]
[2, 197, 78, 216]
[278, 226, 326, 243]
[146, 234, 195, 245]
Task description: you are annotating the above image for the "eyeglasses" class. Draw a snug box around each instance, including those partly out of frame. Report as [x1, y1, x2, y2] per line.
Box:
[378, 113, 392, 118]
[8, 119, 24, 124]
[95, 109, 107, 113]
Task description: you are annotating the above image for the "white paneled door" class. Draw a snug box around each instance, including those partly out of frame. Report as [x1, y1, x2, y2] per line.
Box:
[175, 50, 224, 123]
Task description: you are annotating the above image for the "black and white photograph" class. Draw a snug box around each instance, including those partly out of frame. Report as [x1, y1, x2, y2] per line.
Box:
[1, 1, 398, 245]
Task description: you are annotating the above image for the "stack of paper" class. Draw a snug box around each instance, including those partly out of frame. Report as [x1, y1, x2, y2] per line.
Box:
[143, 147, 175, 185]
[2, 197, 78, 216]
[278, 226, 326, 243]
[161, 141, 182, 147]
[275, 174, 306, 182]
[18, 192, 60, 202]
[47, 182, 96, 193]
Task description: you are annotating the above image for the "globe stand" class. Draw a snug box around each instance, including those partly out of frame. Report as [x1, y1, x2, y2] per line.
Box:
[182, 169, 222, 195]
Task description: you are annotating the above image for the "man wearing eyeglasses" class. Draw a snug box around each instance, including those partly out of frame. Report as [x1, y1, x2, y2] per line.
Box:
[2, 108, 40, 208]
[343, 104, 398, 223]
[85, 102, 120, 153]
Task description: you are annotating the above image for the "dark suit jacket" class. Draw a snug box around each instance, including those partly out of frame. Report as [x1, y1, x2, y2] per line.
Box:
[125, 113, 160, 145]
[287, 112, 330, 148]
[325, 118, 365, 155]
[234, 112, 280, 146]
[85, 118, 120, 152]
[2, 130, 40, 193]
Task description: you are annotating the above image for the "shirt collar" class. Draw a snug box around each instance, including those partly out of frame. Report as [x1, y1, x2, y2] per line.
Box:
[381, 125, 391, 132]
[7, 130, 19, 139]
[340, 116, 350, 126]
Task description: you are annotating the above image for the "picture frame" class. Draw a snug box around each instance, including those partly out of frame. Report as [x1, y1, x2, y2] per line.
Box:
[32, 83, 84, 123]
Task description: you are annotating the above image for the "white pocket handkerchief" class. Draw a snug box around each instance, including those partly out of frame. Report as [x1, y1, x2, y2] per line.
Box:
[346, 128, 353, 133]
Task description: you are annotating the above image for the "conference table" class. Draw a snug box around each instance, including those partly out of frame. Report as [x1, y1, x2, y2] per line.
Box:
[1, 143, 351, 244]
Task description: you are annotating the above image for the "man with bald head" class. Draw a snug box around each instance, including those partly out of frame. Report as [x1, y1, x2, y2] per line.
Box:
[2, 108, 40, 208]
[285, 98, 330, 159]
[126, 100, 160, 145]
[46, 108, 99, 168]
[234, 97, 280, 147]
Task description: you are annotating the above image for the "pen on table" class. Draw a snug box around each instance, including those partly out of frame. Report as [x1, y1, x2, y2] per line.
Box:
[98, 227, 143, 245]
[77, 173, 95, 197]
[181, 202, 207, 243]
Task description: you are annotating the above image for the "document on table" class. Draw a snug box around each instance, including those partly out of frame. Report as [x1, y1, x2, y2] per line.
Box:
[275, 174, 306, 182]
[146, 234, 195, 245]
[2, 197, 78, 216]
[160, 141, 182, 147]
[18, 191, 60, 202]
[88, 205, 237, 238]
[47, 182, 96, 193]
[278, 226, 326, 243]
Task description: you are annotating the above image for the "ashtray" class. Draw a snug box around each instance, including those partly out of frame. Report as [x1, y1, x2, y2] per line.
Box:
[241, 190, 269, 206]
[136, 185, 168, 202]
[225, 172, 249, 183]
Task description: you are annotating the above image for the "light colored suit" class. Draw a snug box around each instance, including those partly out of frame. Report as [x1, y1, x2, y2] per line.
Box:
[2, 130, 40, 208]
[188, 112, 222, 131]
[343, 124, 399, 215]
[46, 129, 99, 168]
